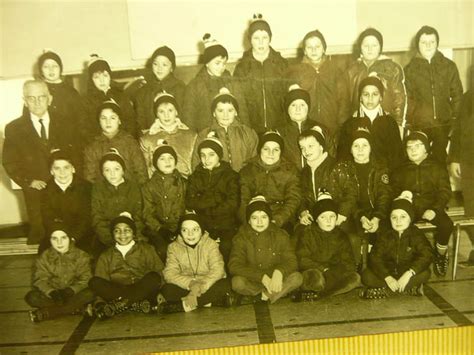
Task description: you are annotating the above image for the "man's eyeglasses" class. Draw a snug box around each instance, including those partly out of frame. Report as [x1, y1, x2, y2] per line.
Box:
[25, 95, 48, 104]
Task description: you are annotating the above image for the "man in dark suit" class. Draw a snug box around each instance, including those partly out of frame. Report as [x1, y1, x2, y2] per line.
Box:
[3, 80, 77, 246]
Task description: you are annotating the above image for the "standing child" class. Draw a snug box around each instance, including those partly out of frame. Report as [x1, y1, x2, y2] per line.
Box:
[25, 224, 94, 322]
[229, 196, 303, 304]
[294, 192, 360, 301]
[160, 211, 232, 313]
[360, 191, 433, 298]
[89, 213, 163, 318]
[405, 26, 463, 163]
[186, 134, 240, 261]
[392, 131, 453, 276]
[142, 141, 187, 260]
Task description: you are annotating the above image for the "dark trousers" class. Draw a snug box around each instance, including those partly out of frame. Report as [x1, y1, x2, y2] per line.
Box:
[88, 272, 161, 304]
[161, 278, 231, 307]
[421, 123, 451, 164]
[145, 229, 173, 262]
[361, 268, 431, 288]
[23, 188, 45, 245]
[429, 211, 454, 246]
[302, 269, 360, 296]
[25, 288, 94, 318]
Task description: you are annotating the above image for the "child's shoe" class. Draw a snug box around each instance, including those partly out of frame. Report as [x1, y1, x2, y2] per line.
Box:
[104, 298, 129, 316]
[290, 290, 320, 302]
[29, 309, 49, 323]
[156, 302, 185, 314]
[404, 284, 424, 297]
[434, 251, 449, 277]
[128, 300, 151, 314]
[359, 287, 389, 299]
[94, 301, 114, 320]
[214, 292, 236, 307]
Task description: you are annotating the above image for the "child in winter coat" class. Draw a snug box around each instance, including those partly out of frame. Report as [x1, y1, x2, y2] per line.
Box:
[89, 213, 163, 319]
[192, 87, 258, 172]
[229, 196, 303, 304]
[239, 131, 301, 230]
[142, 141, 187, 260]
[360, 192, 433, 298]
[405, 26, 463, 163]
[186, 134, 239, 261]
[294, 192, 360, 301]
[84, 99, 147, 184]
[391, 131, 453, 277]
[338, 76, 404, 171]
[233, 14, 288, 133]
[91, 149, 144, 254]
[25, 223, 94, 322]
[345, 28, 406, 127]
[140, 92, 197, 177]
[134, 46, 186, 133]
[160, 211, 232, 313]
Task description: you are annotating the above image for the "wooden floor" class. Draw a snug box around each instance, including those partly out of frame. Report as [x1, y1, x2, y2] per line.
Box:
[0, 236, 473, 354]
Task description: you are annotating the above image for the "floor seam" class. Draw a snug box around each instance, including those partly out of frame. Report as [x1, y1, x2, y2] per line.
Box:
[59, 315, 96, 354]
[253, 302, 276, 344]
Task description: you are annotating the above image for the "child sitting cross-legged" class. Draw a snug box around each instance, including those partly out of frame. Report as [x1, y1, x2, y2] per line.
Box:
[160, 211, 233, 313]
[360, 191, 433, 299]
[293, 191, 360, 302]
[25, 223, 94, 322]
[229, 196, 303, 304]
[88, 213, 164, 319]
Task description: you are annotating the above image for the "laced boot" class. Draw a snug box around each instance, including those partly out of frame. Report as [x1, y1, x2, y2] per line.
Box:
[156, 302, 185, 314]
[359, 287, 389, 299]
[434, 251, 449, 277]
[128, 300, 152, 314]
[290, 290, 320, 303]
[404, 284, 424, 297]
[29, 309, 49, 323]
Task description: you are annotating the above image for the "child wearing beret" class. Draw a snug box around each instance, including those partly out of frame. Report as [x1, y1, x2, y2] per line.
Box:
[25, 223, 94, 322]
[142, 141, 187, 260]
[360, 191, 433, 298]
[89, 213, 163, 318]
[160, 211, 232, 313]
[186, 134, 239, 261]
[229, 196, 303, 304]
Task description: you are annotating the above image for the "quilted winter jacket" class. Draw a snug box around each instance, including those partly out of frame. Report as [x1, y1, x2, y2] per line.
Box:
[142, 169, 187, 233]
[33, 244, 92, 295]
[239, 157, 301, 227]
[228, 223, 298, 282]
[345, 55, 406, 126]
[233, 48, 288, 133]
[405, 51, 463, 127]
[163, 233, 226, 293]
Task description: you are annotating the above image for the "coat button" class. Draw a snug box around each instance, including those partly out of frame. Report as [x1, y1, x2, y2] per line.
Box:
[164, 195, 167, 199]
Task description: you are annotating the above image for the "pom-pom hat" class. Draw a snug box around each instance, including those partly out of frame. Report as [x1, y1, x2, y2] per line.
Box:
[97, 98, 122, 121]
[202, 33, 228, 64]
[100, 148, 126, 171]
[153, 139, 178, 169]
[257, 130, 284, 153]
[211, 87, 239, 114]
[391, 191, 415, 221]
[153, 91, 179, 115]
[246, 195, 273, 221]
[358, 75, 385, 99]
[285, 84, 311, 112]
[88, 54, 111, 77]
[248, 13, 272, 39]
[312, 189, 338, 219]
[110, 212, 137, 234]
[198, 131, 224, 159]
[404, 130, 431, 152]
[38, 49, 63, 74]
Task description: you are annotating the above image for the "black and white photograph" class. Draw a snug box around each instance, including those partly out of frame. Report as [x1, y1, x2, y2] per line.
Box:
[0, 0, 473, 353]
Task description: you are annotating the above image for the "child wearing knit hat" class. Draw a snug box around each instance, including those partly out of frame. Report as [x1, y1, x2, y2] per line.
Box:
[84, 99, 147, 184]
[293, 191, 360, 302]
[140, 91, 196, 177]
[360, 191, 433, 299]
[91, 149, 145, 253]
[192, 87, 258, 172]
[392, 130, 453, 277]
[83, 55, 137, 141]
[25, 224, 94, 322]
[160, 211, 233, 313]
[344, 28, 406, 127]
[337, 75, 404, 171]
[134, 46, 186, 133]
[89, 212, 164, 319]
[229, 196, 303, 304]
[405, 25, 463, 163]
[233, 14, 288, 133]
[142, 140, 187, 260]
[239, 131, 302, 230]
[186, 133, 239, 261]
[182, 35, 249, 132]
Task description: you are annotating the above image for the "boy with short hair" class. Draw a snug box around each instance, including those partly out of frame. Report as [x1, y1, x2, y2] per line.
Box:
[25, 223, 94, 322]
[391, 131, 452, 276]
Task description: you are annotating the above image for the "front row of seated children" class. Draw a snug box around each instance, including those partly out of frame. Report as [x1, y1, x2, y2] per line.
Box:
[26, 187, 434, 322]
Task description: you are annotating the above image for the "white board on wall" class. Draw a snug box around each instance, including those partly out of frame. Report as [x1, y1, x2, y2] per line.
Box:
[126, 0, 358, 65]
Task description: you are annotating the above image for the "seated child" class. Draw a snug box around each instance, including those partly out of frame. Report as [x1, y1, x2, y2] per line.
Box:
[239, 131, 301, 230]
[294, 191, 360, 301]
[192, 87, 258, 172]
[186, 134, 239, 261]
[41, 149, 92, 253]
[142, 140, 187, 260]
[84, 99, 147, 184]
[25, 223, 94, 322]
[391, 131, 453, 276]
[89, 213, 163, 318]
[140, 92, 196, 177]
[360, 191, 433, 298]
[160, 211, 232, 313]
[229, 196, 303, 304]
[91, 149, 144, 254]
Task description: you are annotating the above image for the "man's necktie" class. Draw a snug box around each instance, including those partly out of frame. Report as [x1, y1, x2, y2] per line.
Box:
[39, 118, 47, 140]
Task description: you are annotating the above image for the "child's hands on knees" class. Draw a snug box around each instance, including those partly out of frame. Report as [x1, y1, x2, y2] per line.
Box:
[299, 210, 313, 226]
[269, 270, 283, 293]
[384, 276, 400, 292]
[262, 274, 272, 293]
[188, 280, 203, 297]
[397, 269, 415, 292]
[182, 294, 198, 309]
[422, 210, 436, 221]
